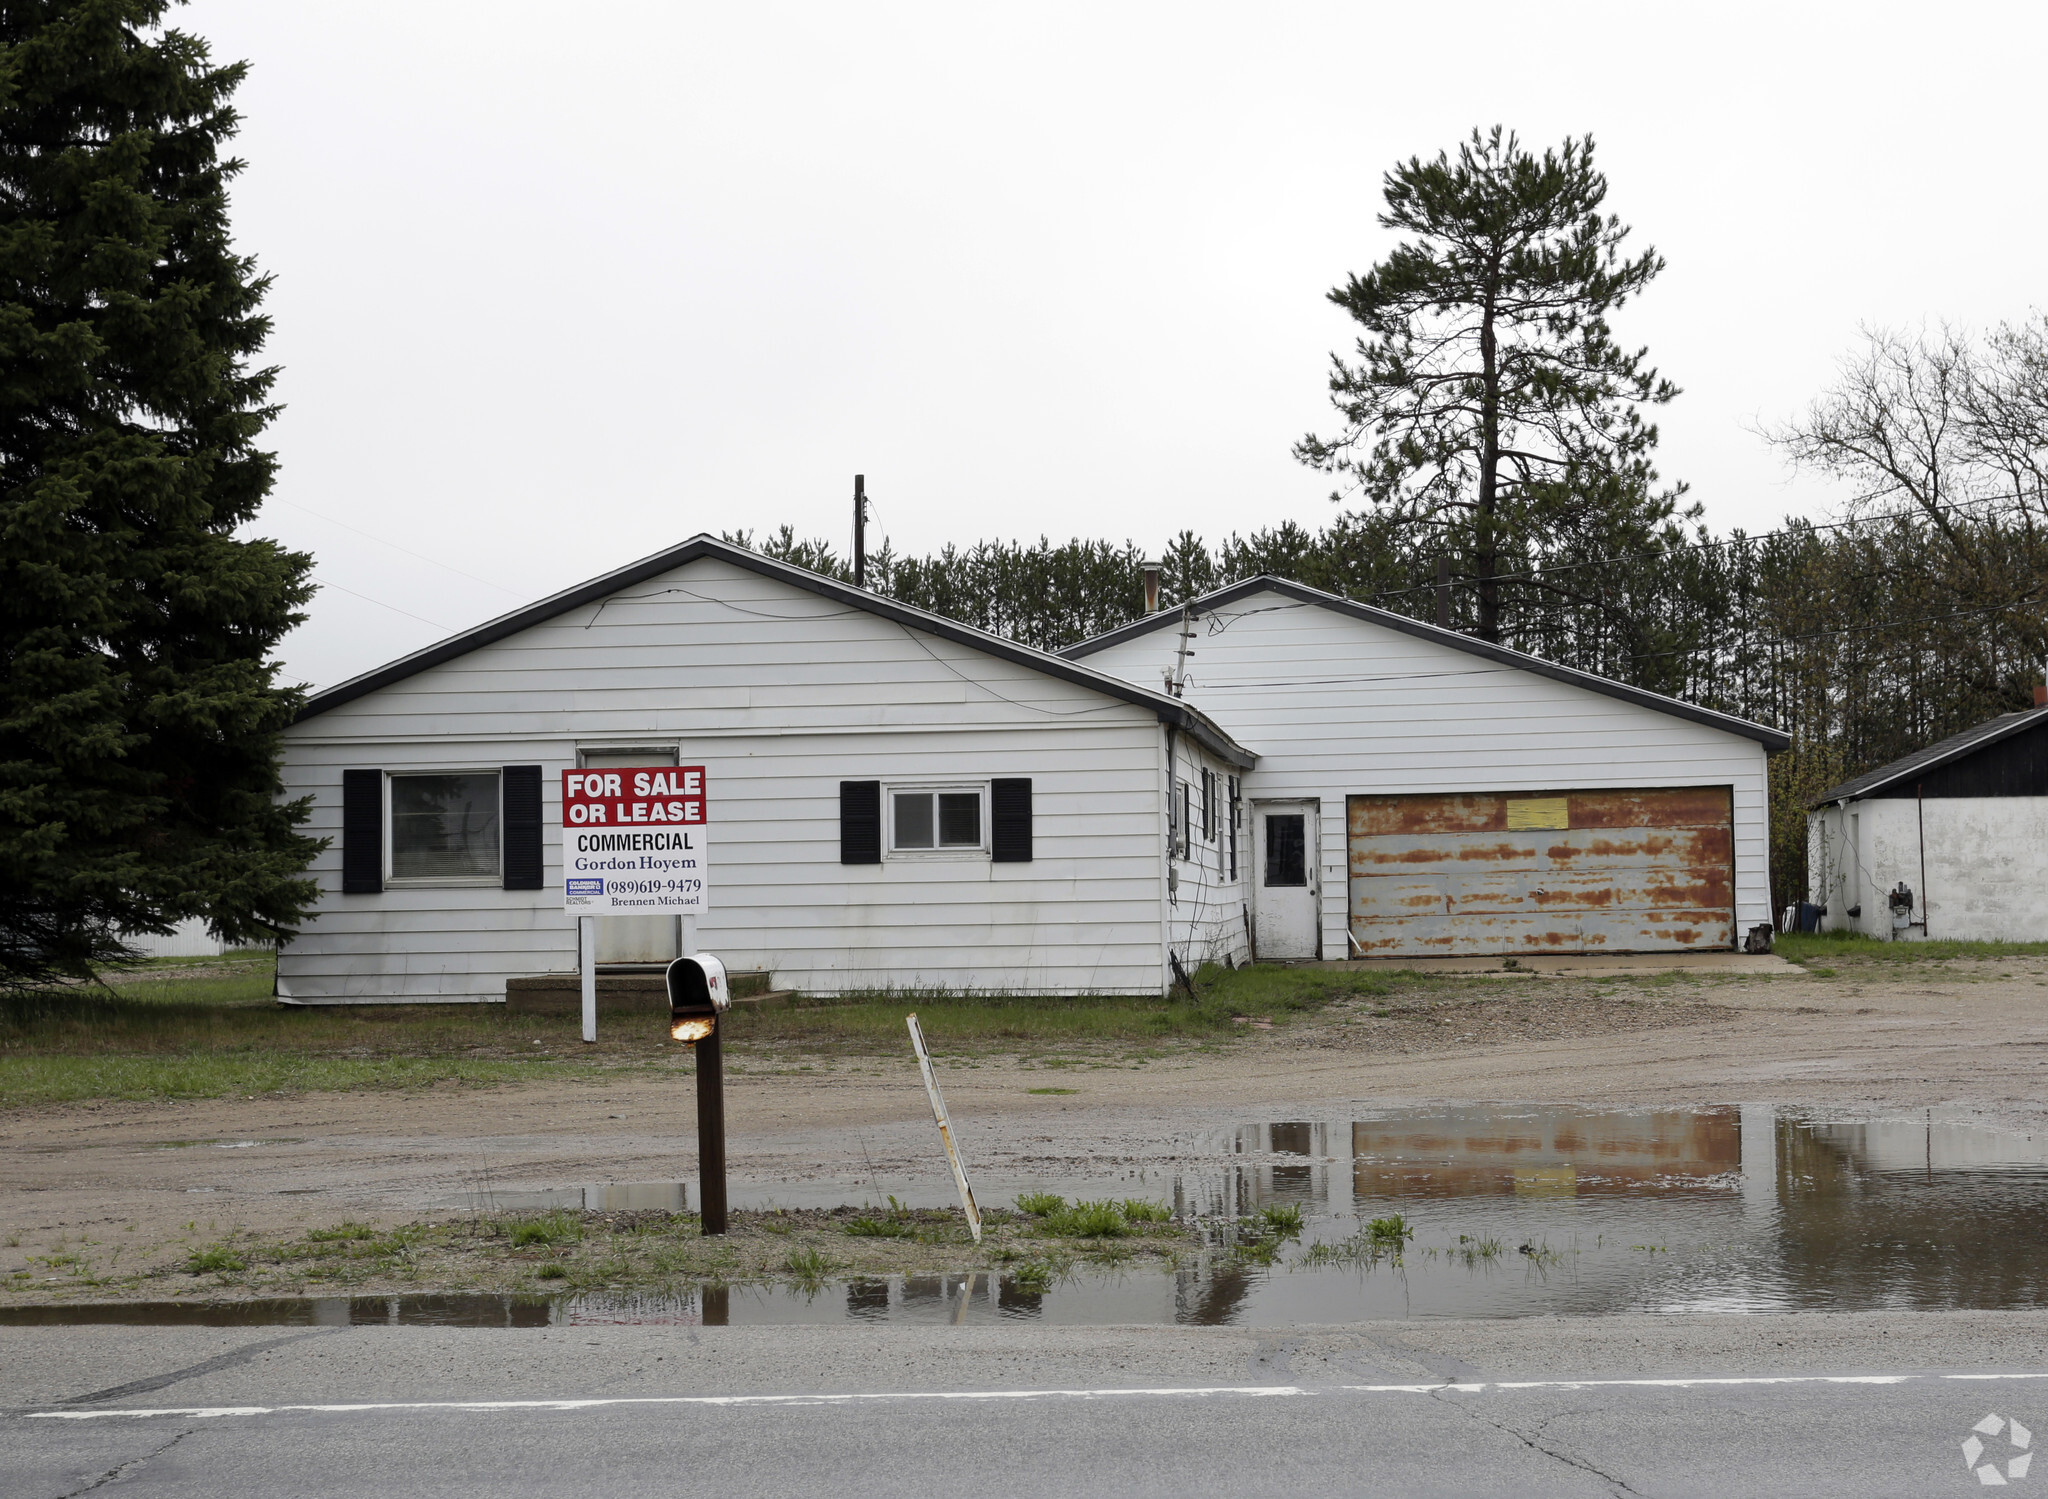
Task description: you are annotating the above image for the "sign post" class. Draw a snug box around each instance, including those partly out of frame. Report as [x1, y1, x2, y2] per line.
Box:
[562, 766, 710, 1042]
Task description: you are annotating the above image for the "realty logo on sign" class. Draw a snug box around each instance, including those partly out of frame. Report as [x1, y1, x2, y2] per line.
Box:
[562, 766, 709, 915]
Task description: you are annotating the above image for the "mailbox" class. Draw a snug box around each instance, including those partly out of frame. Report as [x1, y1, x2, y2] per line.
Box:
[665, 954, 730, 1044]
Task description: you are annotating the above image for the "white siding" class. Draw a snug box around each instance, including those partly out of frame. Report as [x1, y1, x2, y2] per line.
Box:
[1082, 589, 1776, 957]
[1809, 797, 2048, 943]
[281, 557, 1172, 1000]
[1166, 732, 1250, 970]
[122, 917, 231, 959]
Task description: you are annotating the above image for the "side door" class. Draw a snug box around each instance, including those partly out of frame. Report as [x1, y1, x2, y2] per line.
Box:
[1252, 800, 1321, 961]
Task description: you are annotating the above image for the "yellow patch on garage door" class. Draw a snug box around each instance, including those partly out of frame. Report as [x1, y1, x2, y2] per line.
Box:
[1504, 796, 1570, 830]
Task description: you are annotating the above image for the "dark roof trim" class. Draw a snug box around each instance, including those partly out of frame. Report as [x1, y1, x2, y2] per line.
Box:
[294, 535, 1257, 769]
[1810, 704, 2048, 806]
[1062, 575, 1792, 752]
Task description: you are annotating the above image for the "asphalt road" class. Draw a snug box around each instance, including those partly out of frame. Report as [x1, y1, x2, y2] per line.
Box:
[6, 1316, 2045, 1498]
[10, 1375, 2045, 1498]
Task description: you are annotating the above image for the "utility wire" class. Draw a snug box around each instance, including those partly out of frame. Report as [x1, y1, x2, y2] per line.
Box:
[310, 573, 448, 629]
[273, 497, 530, 598]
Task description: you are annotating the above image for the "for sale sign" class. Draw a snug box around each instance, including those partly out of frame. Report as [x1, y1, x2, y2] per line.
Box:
[561, 766, 708, 913]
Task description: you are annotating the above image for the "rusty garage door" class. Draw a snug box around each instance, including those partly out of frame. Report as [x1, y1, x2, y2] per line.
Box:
[1346, 787, 1734, 957]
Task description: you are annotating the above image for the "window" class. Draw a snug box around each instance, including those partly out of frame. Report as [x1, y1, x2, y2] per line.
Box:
[390, 772, 500, 881]
[1202, 769, 1216, 841]
[890, 787, 984, 851]
[1264, 813, 1306, 887]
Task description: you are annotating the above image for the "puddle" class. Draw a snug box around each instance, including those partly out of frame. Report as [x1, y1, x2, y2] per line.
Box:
[21, 1105, 2048, 1328]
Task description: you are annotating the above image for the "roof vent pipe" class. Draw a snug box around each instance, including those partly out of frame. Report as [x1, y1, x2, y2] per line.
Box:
[1142, 560, 1162, 615]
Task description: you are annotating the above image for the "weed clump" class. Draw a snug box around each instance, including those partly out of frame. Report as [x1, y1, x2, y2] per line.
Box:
[1256, 1204, 1304, 1235]
[1121, 1199, 1171, 1224]
[1367, 1214, 1413, 1246]
[305, 1222, 376, 1243]
[186, 1245, 245, 1274]
[784, 1247, 836, 1284]
[1039, 1200, 1128, 1239]
[1014, 1192, 1066, 1217]
[844, 1215, 914, 1238]
[507, 1210, 581, 1249]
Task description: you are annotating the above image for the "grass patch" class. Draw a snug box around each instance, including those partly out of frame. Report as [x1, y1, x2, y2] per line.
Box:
[0, 1205, 1198, 1303]
[1775, 932, 2048, 964]
[1256, 1204, 1305, 1235]
[0, 955, 1444, 1107]
[506, 1210, 581, 1248]
[1038, 1200, 1128, 1238]
[1366, 1213, 1414, 1245]
[1014, 1192, 1067, 1217]
[720, 963, 1413, 1054]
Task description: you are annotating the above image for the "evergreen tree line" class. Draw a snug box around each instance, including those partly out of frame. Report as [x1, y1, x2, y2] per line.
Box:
[728, 326, 2048, 917]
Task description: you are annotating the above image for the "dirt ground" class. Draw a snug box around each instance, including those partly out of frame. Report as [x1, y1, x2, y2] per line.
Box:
[6, 955, 2048, 1303]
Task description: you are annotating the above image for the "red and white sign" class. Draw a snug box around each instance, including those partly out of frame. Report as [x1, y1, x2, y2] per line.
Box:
[561, 765, 709, 914]
[562, 766, 706, 827]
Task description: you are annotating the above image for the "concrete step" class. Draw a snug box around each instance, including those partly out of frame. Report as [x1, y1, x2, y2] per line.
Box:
[505, 968, 774, 1014]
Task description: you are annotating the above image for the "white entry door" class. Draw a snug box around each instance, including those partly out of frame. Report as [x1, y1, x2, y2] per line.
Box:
[581, 749, 679, 965]
[1253, 800, 1321, 961]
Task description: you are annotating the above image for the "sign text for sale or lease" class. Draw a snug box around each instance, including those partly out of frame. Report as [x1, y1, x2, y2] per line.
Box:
[561, 766, 708, 914]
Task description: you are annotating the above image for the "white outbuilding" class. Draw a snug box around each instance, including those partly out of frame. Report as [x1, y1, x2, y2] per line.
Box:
[1806, 703, 2048, 942]
[1066, 577, 1789, 962]
[277, 537, 1254, 1003]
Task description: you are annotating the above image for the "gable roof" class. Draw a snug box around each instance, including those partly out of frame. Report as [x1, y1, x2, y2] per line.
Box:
[1062, 575, 1791, 752]
[293, 535, 1257, 768]
[1811, 705, 2048, 805]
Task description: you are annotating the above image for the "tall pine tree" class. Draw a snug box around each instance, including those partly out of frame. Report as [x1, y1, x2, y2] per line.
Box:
[1294, 127, 1692, 642]
[0, 0, 319, 989]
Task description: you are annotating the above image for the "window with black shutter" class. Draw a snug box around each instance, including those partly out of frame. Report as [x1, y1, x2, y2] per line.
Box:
[991, 778, 1032, 862]
[841, 780, 881, 864]
[502, 765, 543, 889]
[341, 769, 383, 893]
[1227, 776, 1239, 881]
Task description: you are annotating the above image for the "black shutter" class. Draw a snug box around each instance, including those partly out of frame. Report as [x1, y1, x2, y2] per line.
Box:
[991, 778, 1033, 863]
[502, 766, 543, 890]
[840, 780, 881, 864]
[341, 769, 382, 894]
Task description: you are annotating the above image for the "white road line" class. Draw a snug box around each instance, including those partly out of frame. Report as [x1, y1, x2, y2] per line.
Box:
[24, 1371, 2048, 1422]
[24, 1386, 1306, 1420]
[1344, 1374, 2048, 1394]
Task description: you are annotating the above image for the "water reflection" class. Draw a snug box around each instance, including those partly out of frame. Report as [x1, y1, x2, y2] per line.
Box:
[17, 1105, 2048, 1329]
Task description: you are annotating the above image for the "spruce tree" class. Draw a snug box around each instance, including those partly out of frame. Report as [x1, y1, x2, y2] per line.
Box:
[1294, 127, 1692, 642]
[0, 0, 319, 990]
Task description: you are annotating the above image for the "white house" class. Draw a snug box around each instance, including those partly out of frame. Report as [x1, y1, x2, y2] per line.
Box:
[277, 537, 1254, 1003]
[1066, 577, 1788, 961]
[1807, 702, 2048, 942]
[277, 546, 1791, 1004]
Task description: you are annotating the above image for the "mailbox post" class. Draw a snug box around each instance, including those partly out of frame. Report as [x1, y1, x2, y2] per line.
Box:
[665, 954, 731, 1235]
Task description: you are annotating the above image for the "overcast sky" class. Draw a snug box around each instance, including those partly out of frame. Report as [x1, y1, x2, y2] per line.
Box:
[184, 1, 2047, 691]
